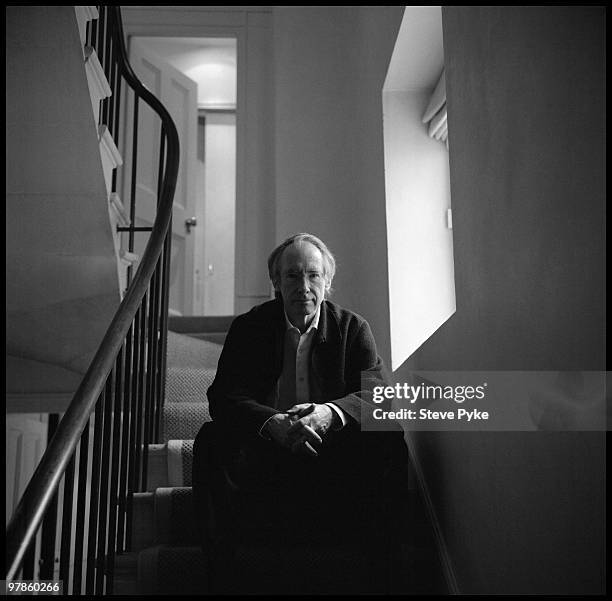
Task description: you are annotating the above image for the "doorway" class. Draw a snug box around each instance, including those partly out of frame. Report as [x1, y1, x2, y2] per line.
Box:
[129, 36, 237, 317]
[196, 109, 236, 315]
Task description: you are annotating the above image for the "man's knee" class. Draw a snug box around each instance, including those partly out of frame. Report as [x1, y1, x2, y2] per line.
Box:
[194, 420, 218, 452]
[193, 421, 216, 482]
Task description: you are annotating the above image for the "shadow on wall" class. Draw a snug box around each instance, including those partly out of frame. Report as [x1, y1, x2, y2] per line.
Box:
[391, 5, 606, 596]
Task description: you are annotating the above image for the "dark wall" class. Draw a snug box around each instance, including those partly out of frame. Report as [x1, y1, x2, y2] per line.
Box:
[395, 7, 605, 594]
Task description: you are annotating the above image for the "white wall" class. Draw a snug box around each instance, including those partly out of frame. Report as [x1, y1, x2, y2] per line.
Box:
[6, 414, 48, 524]
[383, 91, 454, 370]
[186, 59, 236, 109]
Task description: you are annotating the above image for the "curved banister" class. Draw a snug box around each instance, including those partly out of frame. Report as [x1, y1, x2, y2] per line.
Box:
[5, 6, 179, 581]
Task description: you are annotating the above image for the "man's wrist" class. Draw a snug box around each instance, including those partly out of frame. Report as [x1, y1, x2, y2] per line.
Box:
[325, 403, 346, 430]
[328, 405, 339, 427]
[259, 413, 281, 439]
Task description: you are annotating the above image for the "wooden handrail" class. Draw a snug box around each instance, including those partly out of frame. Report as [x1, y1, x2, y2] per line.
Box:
[5, 6, 179, 584]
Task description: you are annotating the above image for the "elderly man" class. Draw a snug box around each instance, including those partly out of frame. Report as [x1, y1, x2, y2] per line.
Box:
[193, 233, 407, 559]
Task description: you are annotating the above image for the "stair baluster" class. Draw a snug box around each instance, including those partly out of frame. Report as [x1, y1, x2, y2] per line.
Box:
[71, 422, 90, 594]
[116, 327, 134, 554]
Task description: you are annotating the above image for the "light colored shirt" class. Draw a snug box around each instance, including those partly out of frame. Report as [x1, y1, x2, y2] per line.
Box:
[259, 305, 347, 436]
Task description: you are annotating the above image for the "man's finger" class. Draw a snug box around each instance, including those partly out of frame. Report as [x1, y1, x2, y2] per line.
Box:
[302, 441, 318, 457]
[287, 420, 323, 445]
[287, 403, 315, 416]
[301, 424, 323, 446]
[288, 427, 322, 454]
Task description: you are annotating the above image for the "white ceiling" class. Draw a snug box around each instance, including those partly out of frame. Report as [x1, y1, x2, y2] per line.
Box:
[384, 6, 444, 91]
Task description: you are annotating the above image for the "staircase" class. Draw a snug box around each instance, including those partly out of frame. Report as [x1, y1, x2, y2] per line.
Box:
[113, 330, 221, 595]
[76, 6, 137, 298]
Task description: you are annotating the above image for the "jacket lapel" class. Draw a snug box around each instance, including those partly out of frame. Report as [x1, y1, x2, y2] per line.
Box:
[271, 298, 285, 375]
[311, 302, 344, 397]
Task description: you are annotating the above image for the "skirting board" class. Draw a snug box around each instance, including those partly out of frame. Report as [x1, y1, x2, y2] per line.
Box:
[404, 432, 460, 595]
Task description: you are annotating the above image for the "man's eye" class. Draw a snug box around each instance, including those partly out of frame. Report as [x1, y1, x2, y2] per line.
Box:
[309, 273, 321, 280]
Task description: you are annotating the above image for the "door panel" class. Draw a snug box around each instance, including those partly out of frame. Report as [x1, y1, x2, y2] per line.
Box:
[124, 38, 198, 315]
[202, 112, 236, 315]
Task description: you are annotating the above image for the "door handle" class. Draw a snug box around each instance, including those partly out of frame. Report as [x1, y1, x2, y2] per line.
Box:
[185, 217, 197, 234]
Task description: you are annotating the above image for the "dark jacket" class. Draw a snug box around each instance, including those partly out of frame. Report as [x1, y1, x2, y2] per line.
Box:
[207, 297, 388, 436]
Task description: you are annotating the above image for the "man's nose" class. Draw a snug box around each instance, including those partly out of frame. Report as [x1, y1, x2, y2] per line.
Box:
[296, 274, 310, 292]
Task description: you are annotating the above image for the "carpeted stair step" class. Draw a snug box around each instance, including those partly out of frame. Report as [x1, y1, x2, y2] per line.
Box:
[131, 487, 199, 552]
[188, 332, 227, 345]
[123, 330, 222, 594]
[166, 331, 222, 369]
[147, 440, 194, 490]
[113, 547, 209, 596]
[165, 366, 217, 404]
[138, 545, 208, 595]
[112, 552, 139, 595]
[162, 402, 210, 442]
[131, 492, 156, 552]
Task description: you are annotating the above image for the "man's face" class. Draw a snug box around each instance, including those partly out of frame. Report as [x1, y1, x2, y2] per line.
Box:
[278, 241, 327, 327]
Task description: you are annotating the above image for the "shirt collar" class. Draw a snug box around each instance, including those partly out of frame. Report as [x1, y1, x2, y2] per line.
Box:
[284, 304, 321, 334]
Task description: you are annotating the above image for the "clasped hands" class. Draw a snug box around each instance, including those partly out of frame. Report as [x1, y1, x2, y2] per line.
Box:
[263, 403, 337, 457]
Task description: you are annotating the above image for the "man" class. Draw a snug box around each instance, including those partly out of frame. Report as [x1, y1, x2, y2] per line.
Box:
[193, 233, 407, 566]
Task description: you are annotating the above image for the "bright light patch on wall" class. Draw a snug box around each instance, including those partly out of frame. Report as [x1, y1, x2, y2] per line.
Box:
[133, 37, 237, 109]
[382, 6, 456, 371]
[185, 63, 236, 108]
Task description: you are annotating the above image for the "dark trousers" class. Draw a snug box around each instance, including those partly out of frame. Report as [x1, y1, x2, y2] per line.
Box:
[192, 421, 410, 593]
[193, 420, 408, 546]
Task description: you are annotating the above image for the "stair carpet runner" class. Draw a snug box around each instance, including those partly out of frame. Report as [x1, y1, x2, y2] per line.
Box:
[114, 331, 221, 595]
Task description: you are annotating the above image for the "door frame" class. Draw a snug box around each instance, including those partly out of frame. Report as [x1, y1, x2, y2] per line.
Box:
[125, 26, 244, 318]
[122, 6, 275, 316]
[122, 7, 275, 316]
